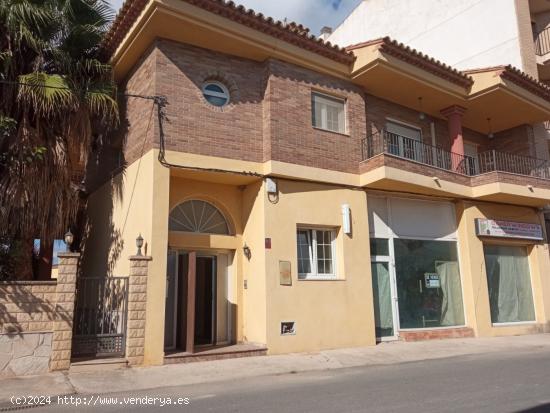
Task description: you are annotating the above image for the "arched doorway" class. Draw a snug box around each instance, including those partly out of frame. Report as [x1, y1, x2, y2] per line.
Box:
[165, 200, 234, 354]
[168, 199, 231, 235]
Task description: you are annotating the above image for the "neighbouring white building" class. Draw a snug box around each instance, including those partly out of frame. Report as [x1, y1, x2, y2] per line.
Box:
[328, 0, 550, 228]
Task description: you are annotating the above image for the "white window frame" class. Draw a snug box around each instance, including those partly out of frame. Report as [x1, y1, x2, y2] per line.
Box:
[385, 118, 423, 141]
[311, 91, 347, 134]
[297, 227, 337, 280]
[202, 81, 230, 107]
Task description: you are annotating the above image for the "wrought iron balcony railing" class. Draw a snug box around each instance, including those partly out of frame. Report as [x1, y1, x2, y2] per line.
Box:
[535, 26, 550, 57]
[478, 150, 550, 180]
[362, 131, 550, 180]
[362, 131, 476, 176]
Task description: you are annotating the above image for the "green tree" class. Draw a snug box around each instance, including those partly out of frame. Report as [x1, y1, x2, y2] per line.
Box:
[0, 0, 118, 278]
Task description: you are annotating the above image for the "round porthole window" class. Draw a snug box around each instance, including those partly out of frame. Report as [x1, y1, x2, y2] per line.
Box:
[202, 81, 230, 107]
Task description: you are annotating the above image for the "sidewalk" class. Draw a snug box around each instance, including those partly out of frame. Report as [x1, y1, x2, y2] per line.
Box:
[1, 334, 549, 408]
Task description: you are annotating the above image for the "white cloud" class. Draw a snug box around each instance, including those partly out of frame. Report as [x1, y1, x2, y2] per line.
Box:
[107, 0, 361, 35]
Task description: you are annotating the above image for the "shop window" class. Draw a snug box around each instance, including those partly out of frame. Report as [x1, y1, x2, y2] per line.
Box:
[484, 245, 535, 324]
[394, 239, 465, 329]
[371, 261, 394, 338]
[297, 228, 336, 280]
[370, 238, 389, 256]
[311, 92, 346, 134]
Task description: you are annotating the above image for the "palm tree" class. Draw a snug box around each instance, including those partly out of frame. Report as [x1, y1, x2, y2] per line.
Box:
[0, 0, 118, 279]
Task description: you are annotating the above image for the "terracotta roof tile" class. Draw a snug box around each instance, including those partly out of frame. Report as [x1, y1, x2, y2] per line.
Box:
[346, 37, 474, 88]
[101, 0, 355, 64]
[463, 65, 550, 101]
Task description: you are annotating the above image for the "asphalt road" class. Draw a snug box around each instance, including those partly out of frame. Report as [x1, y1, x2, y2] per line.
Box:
[32, 349, 550, 413]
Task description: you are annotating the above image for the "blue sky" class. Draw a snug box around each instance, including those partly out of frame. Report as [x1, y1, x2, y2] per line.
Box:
[107, 0, 362, 35]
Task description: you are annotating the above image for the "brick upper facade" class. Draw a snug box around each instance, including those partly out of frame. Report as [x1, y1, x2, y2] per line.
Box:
[113, 38, 545, 179]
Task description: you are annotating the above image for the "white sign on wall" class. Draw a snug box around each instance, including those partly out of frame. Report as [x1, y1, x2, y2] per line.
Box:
[475, 219, 544, 241]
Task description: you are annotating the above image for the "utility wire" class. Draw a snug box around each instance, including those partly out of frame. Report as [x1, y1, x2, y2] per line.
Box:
[0, 78, 263, 177]
[2, 75, 545, 209]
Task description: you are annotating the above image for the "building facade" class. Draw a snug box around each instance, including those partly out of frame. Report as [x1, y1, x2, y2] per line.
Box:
[81, 0, 550, 367]
[328, 0, 550, 228]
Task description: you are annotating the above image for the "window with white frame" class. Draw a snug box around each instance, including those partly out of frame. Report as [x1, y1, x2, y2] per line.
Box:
[297, 228, 336, 279]
[311, 92, 346, 134]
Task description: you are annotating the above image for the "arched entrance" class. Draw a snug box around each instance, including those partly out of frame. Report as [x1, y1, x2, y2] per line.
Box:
[165, 200, 235, 354]
[168, 199, 231, 235]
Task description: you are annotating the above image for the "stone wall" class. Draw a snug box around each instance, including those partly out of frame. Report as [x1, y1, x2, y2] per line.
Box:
[0, 332, 52, 376]
[50, 253, 78, 371]
[0, 281, 57, 377]
[126, 256, 151, 366]
[0, 253, 78, 376]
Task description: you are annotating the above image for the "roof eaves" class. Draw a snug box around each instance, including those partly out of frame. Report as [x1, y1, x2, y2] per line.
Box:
[463, 65, 550, 102]
[101, 0, 355, 65]
[346, 37, 474, 89]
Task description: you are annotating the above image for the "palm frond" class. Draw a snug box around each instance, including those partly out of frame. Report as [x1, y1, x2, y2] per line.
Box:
[18, 72, 77, 116]
[1, 0, 119, 256]
[84, 87, 119, 124]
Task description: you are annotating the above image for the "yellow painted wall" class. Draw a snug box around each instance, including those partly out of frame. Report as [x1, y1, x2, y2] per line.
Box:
[241, 181, 268, 345]
[144, 153, 170, 365]
[456, 201, 550, 337]
[263, 180, 376, 354]
[83, 149, 170, 366]
[85, 150, 550, 363]
[83, 150, 157, 278]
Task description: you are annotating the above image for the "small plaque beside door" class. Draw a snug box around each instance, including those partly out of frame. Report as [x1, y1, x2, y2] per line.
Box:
[279, 261, 292, 286]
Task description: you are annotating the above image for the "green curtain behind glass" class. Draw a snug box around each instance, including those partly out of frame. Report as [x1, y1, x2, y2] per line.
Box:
[484, 245, 535, 323]
[436, 261, 465, 326]
[371, 262, 394, 337]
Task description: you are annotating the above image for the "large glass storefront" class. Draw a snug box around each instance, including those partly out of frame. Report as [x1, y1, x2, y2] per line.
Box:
[394, 239, 464, 329]
[484, 245, 535, 324]
[368, 196, 466, 337]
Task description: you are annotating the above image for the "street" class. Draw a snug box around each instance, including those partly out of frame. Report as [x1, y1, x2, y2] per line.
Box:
[31, 347, 550, 413]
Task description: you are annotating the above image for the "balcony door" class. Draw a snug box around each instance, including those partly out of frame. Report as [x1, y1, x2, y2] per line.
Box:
[386, 120, 423, 162]
[464, 142, 479, 175]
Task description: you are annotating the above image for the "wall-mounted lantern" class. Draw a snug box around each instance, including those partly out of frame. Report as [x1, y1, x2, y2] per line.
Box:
[487, 118, 494, 139]
[64, 229, 74, 251]
[243, 243, 252, 260]
[418, 97, 426, 120]
[136, 234, 144, 256]
[342, 204, 352, 235]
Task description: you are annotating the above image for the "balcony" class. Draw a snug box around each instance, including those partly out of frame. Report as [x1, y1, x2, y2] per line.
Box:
[535, 27, 550, 58]
[362, 131, 550, 179]
[360, 131, 550, 206]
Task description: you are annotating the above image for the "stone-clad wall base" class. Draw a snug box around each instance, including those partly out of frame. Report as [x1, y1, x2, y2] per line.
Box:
[49, 253, 78, 372]
[399, 327, 475, 342]
[126, 256, 151, 367]
[0, 332, 52, 377]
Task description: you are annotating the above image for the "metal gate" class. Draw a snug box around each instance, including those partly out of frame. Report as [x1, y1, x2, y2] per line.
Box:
[72, 277, 129, 358]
